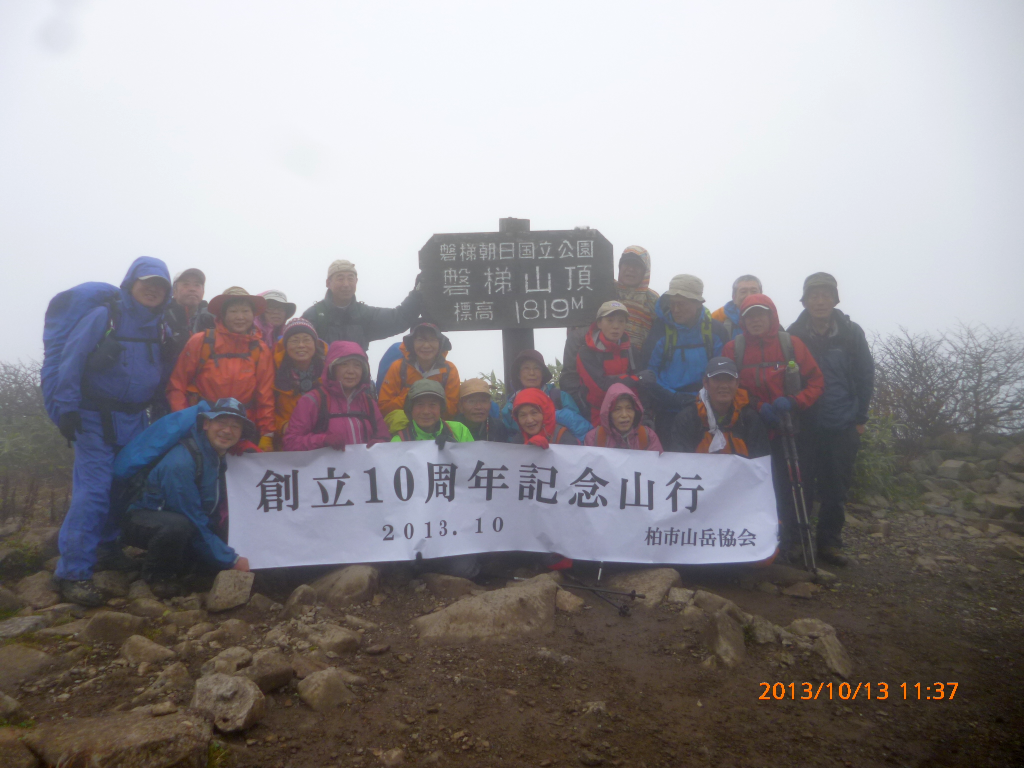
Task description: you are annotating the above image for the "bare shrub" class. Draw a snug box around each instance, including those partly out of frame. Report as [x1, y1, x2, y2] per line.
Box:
[873, 324, 1024, 449]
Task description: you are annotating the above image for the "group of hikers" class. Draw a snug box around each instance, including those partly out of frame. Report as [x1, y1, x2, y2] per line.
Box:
[42, 249, 874, 606]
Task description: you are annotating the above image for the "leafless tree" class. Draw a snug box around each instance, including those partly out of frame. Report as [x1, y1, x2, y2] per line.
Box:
[873, 324, 1024, 449]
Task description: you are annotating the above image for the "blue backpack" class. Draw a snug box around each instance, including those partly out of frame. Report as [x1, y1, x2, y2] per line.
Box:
[110, 403, 210, 522]
[41, 282, 121, 425]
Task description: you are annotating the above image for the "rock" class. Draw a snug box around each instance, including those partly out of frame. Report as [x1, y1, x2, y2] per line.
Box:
[130, 661, 193, 706]
[555, 588, 586, 614]
[0, 586, 25, 613]
[35, 618, 89, 638]
[579, 750, 604, 766]
[605, 568, 681, 608]
[0, 645, 56, 689]
[291, 654, 328, 679]
[983, 495, 1024, 518]
[937, 460, 973, 481]
[786, 618, 835, 638]
[186, 622, 216, 640]
[381, 747, 406, 766]
[0, 691, 23, 719]
[0, 615, 49, 639]
[781, 582, 820, 599]
[23, 711, 210, 766]
[92, 570, 131, 597]
[311, 564, 380, 608]
[1001, 445, 1024, 470]
[240, 649, 294, 692]
[14, 571, 59, 610]
[248, 593, 282, 613]
[127, 580, 156, 601]
[755, 582, 780, 595]
[997, 476, 1024, 500]
[191, 673, 264, 732]
[334, 667, 368, 686]
[343, 614, 379, 631]
[707, 611, 746, 668]
[127, 598, 168, 619]
[0, 727, 38, 768]
[216, 618, 251, 644]
[297, 622, 362, 654]
[666, 587, 695, 604]
[80, 611, 145, 644]
[205, 570, 254, 612]
[282, 584, 317, 619]
[692, 590, 751, 625]
[296, 668, 356, 711]
[678, 604, 706, 631]
[749, 615, 777, 644]
[17, 527, 59, 558]
[201, 646, 252, 676]
[754, 563, 816, 587]
[364, 643, 390, 656]
[422, 573, 477, 600]
[412, 576, 557, 642]
[166, 609, 207, 629]
[815, 634, 853, 678]
[121, 634, 176, 664]
[914, 556, 940, 573]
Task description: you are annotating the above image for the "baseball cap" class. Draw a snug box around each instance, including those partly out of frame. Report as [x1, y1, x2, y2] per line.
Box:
[327, 260, 358, 279]
[201, 397, 259, 442]
[172, 268, 206, 286]
[801, 272, 840, 303]
[704, 357, 739, 379]
[404, 378, 447, 415]
[596, 300, 629, 319]
[741, 303, 771, 316]
[459, 378, 492, 400]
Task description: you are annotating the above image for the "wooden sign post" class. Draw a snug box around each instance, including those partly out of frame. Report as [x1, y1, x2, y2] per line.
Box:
[418, 218, 615, 386]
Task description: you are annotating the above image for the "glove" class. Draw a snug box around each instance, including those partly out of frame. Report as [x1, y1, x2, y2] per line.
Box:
[758, 403, 780, 426]
[636, 369, 656, 387]
[435, 433, 450, 449]
[58, 411, 82, 442]
[258, 435, 274, 452]
[772, 396, 794, 413]
[324, 433, 347, 451]
[525, 434, 550, 449]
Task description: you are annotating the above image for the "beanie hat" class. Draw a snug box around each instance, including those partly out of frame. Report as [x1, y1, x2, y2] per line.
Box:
[327, 260, 358, 280]
[801, 272, 840, 303]
[281, 317, 320, 345]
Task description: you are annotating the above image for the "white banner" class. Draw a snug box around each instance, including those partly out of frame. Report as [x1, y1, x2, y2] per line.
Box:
[226, 442, 778, 570]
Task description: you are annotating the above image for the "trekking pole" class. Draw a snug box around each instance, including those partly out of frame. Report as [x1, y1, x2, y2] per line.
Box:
[780, 412, 816, 573]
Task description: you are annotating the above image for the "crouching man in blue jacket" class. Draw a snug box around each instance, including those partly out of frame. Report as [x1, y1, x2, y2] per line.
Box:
[123, 398, 253, 597]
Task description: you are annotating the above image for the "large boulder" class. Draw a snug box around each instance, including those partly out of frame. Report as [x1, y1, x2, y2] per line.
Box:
[0, 586, 25, 613]
[165, 609, 207, 629]
[412, 576, 557, 642]
[707, 611, 746, 668]
[282, 584, 317, 619]
[80, 611, 145, 644]
[292, 621, 362, 655]
[1001, 445, 1024, 470]
[0, 645, 56, 689]
[297, 668, 356, 711]
[0, 615, 50, 640]
[937, 460, 973, 481]
[606, 568, 681, 608]
[14, 571, 59, 610]
[205, 570, 254, 612]
[190, 673, 265, 733]
[129, 661, 194, 707]
[0, 727, 37, 768]
[311, 565, 379, 608]
[22, 711, 210, 767]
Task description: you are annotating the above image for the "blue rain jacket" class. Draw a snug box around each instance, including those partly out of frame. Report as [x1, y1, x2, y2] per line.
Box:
[643, 299, 728, 394]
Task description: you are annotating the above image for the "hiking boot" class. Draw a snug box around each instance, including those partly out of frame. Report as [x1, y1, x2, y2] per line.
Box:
[818, 546, 850, 567]
[95, 544, 140, 573]
[57, 578, 107, 608]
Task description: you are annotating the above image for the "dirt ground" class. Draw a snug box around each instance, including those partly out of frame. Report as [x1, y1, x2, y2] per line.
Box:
[8, 507, 1024, 768]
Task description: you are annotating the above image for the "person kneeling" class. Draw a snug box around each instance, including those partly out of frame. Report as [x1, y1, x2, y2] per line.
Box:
[123, 399, 253, 597]
[672, 357, 770, 457]
[584, 383, 663, 451]
[508, 389, 580, 448]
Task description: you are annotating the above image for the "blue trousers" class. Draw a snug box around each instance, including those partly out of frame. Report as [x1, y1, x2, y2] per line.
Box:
[55, 413, 132, 580]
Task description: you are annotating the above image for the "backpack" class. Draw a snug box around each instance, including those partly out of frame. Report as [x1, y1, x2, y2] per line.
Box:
[310, 388, 379, 436]
[658, 312, 715, 373]
[733, 331, 801, 396]
[110, 403, 210, 524]
[196, 328, 262, 371]
[594, 425, 651, 449]
[41, 283, 122, 424]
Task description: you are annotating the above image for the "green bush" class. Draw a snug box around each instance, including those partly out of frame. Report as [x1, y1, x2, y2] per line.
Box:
[851, 413, 902, 501]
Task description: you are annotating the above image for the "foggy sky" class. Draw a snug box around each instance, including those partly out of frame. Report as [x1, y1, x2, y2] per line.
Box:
[1, 1, 1022, 380]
